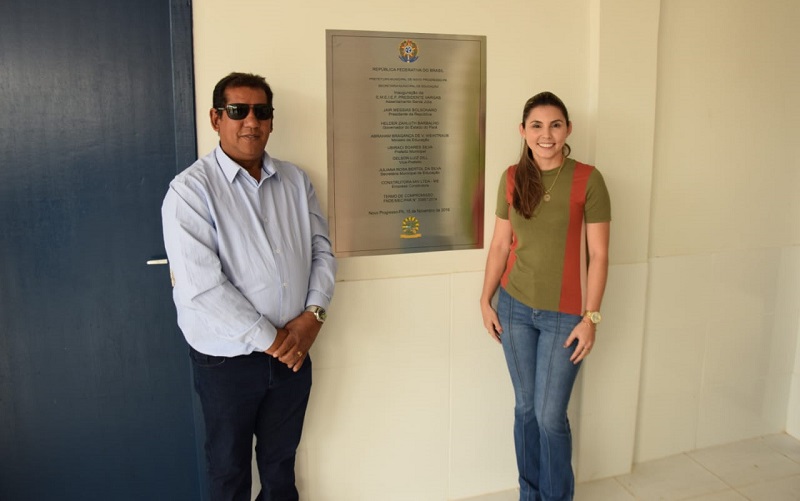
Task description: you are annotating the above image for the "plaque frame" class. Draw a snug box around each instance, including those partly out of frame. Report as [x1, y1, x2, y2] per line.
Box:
[326, 30, 486, 257]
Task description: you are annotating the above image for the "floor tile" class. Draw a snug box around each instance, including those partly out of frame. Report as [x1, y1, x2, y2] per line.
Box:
[575, 478, 634, 500]
[681, 490, 748, 500]
[688, 437, 800, 487]
[452, 489, 518, 501]
[616, 453, 728, 500]
[735, 474, 800, 500]
[761, 433, 800, 463]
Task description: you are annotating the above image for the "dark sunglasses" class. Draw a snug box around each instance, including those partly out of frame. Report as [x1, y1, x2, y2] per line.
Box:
[216, 103, 274, 121]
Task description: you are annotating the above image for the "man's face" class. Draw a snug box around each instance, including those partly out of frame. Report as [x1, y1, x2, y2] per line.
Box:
[210, 86, 272, 170]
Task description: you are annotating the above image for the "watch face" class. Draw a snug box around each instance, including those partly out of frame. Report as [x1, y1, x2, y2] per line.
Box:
[306, 306, 326, 323]
[590, 312, 602, 323]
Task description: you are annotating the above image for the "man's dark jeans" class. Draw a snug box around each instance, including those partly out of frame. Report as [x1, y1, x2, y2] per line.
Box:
[190, 347, 312, 501]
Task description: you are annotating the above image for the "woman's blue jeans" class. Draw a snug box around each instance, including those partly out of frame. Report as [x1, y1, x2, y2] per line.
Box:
[497, 288, 583, 501]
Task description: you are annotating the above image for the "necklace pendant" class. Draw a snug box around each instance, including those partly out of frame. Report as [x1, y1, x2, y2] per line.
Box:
[543, 193, 551, 202]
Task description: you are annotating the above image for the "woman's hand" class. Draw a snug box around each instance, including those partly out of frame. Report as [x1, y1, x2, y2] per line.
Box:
[481, 302, 502, 343]
[565, 318, 596, 364]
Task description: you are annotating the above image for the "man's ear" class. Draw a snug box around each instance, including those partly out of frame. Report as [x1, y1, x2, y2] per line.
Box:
[210, 108, 221, 132]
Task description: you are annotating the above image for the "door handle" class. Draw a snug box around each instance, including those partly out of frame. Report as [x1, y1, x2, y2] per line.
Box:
[146, 258, 174, 286]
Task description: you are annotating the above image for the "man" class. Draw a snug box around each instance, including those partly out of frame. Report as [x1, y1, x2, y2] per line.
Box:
[161, 72, 336, 501]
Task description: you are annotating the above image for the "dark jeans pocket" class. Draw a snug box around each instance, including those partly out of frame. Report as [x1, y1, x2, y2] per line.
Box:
[188, 346, 227, 368]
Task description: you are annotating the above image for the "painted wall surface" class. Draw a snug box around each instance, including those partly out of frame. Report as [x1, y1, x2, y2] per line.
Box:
[635, 0, 800, 463]
[190, 0, 799, 498]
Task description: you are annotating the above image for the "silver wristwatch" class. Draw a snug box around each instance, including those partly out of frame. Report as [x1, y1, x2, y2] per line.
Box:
[305, 305, 327, 324]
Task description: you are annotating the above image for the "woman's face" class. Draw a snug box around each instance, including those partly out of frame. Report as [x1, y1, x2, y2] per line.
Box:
[519, 104, 572, 168]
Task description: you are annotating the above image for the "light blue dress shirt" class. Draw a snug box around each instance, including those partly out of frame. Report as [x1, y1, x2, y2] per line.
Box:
[161, 146, 337, 357]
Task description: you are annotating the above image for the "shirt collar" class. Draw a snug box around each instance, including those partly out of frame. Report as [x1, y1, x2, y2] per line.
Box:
[214, 145, 278, 184]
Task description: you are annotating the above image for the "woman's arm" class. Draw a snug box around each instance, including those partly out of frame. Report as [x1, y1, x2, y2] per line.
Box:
[566, 221, 610, 363]
[584, 221, 610, 313]
[480, 217, 513, 343]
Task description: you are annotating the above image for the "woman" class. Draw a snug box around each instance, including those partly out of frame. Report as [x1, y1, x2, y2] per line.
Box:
[480, 92, 611, 501]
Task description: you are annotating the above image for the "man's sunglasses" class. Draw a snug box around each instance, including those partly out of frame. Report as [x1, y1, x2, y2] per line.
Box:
[216, 103, 274, 121]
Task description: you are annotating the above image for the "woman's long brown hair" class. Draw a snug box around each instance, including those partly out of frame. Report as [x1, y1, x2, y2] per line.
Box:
[513, 92, 572, 218]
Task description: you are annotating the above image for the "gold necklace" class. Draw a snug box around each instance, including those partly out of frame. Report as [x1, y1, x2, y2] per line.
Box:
[542, 158, 566, 202]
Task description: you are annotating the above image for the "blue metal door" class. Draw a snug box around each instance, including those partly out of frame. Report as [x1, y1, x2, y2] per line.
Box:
[0, 0, 202, 499]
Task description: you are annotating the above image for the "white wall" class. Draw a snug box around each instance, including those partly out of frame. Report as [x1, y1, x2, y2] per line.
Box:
[634, 0, 800, 463]
[191, 0, 800, 499]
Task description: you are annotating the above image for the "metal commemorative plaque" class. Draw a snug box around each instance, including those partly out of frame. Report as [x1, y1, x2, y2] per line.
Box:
[326, 30, 486, 257]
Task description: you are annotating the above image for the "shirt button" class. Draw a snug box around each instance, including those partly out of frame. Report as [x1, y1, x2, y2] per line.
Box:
[282, 282, 288, 287]
[275, 249, 281, 254]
